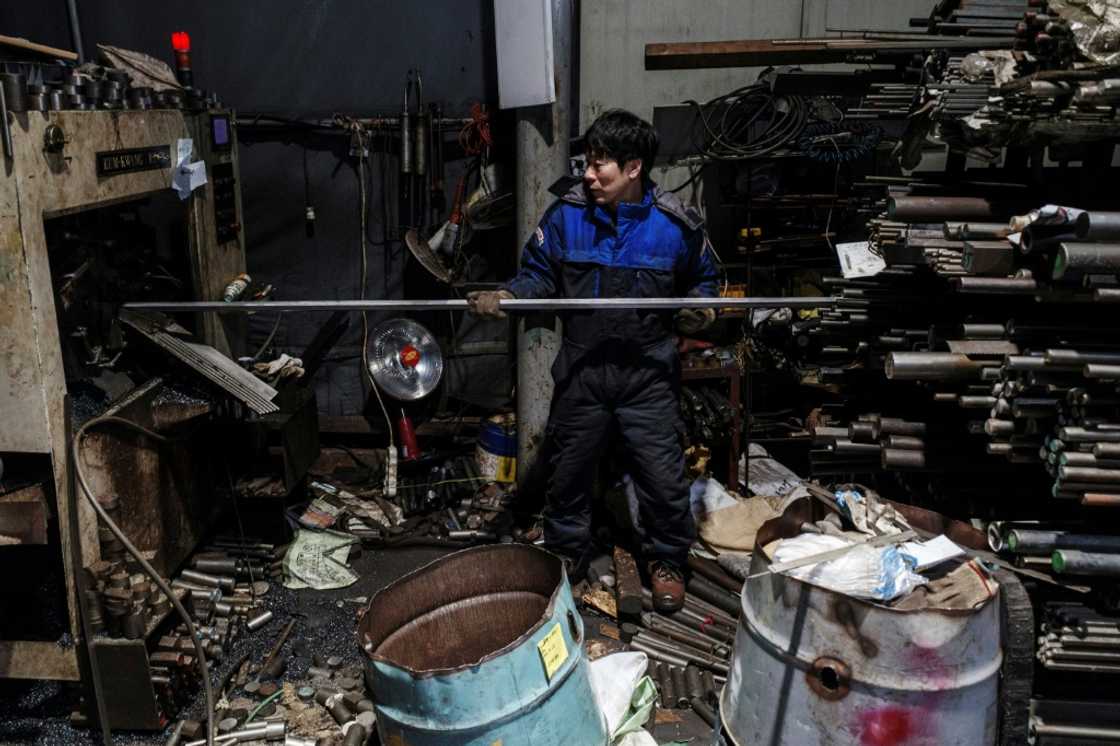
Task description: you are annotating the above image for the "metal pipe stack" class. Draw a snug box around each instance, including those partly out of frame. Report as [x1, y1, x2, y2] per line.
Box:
[628, 560, 743, 713]
[1038, 603, 1120, 674]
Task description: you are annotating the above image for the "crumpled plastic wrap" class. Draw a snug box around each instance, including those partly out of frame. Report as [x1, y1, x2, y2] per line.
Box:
[1050, 0, 1120, 64]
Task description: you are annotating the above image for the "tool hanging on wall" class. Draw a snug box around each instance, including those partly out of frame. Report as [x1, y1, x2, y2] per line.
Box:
[399, 69, 429, 233]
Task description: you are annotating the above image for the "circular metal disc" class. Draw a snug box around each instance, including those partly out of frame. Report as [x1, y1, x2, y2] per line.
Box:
[366, 318, 443, 401]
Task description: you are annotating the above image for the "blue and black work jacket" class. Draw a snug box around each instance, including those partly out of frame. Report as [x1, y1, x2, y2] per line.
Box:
[503, 180, 719, 352]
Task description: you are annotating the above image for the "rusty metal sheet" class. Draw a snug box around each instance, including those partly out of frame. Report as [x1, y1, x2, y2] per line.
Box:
[79, 378, 214, 576]
[0, 483, 49, 544]
[0, 640, 80, 680]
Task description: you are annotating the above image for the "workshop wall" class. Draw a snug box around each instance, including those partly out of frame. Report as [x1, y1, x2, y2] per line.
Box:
[0, 0, 499, 418]
[581, 0, 935, 195]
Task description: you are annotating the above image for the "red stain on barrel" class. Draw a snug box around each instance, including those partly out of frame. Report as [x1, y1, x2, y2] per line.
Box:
[858, 706, 914, 745]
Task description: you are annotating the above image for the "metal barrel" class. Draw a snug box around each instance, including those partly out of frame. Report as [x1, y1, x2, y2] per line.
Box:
[358, 545, 608, 746]
[719, 505, 1001, 746]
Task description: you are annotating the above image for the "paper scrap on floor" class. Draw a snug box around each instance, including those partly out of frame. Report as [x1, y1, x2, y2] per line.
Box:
[283, 528, 359, 590]
[899, 534, 966, 571]
[740, 442, 811, 504]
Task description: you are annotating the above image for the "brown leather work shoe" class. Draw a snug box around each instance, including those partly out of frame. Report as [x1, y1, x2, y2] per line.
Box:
[648, 561, 685, 613]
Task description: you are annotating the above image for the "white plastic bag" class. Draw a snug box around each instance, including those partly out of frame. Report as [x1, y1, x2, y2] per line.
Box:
[772, 534, 927, 601]
[588, 652, 659, 746]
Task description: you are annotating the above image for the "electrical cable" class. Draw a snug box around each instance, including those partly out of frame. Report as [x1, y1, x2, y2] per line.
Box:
[72, 415, 216, 746]
[350, 125, 397, 496]
[683, 83, 809, 162]
[250, 313, 283, 363]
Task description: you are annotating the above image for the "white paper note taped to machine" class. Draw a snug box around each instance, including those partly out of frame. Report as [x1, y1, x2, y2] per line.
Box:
[173, 137, 208, 200]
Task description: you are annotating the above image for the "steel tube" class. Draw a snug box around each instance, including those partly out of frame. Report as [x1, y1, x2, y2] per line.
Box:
[1061, 427, 1120, 443]
[1097, 443, 1120, 458]
[888, 196, 1002, 220]
[952, 276, 1038, 293]
[885, 352, 981, 380]
[670, 665, 690, 708]
[1007, 530, 1120, 554]
[691, 698, 719, 727]
[885, 435, 924, 450]
[687, 578, 740, 618]
[882, 448, 927, 469]
[635, 630, 729, 664]
[1075, 211, 1120, 242]
[124, 296, 835, 313]
[1030, 719, 1120, 741]
[1082, 493, 1120, 507]
[1054, 242, 1120, 279]
[1059, 466, 1120, 484]
[1053, 550, 1120, 576]
[631, 639, 691, 670]
[1086, 364, 1120, 380]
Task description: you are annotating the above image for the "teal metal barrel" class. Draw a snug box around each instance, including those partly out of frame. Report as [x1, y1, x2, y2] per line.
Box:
[358, 544, 609, 746]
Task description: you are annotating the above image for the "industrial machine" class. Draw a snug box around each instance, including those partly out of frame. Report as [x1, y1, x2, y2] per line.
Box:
[0, 105, 246, 713]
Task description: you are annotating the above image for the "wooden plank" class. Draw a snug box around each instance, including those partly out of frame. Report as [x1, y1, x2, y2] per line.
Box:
[0, 640, 80, 680]
[645, 37, 1014, 70]
[0, 33, 78, 61]
[613, 545, 643, 622]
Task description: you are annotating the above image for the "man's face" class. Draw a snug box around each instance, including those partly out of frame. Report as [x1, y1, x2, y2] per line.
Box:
[583, 154, 642, 207]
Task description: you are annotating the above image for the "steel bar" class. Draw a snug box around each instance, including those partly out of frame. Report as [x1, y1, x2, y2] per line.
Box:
[670, 665, 689, 708]
[1006, 530, 1120, 554]
[888, 196, 1005, 220]
[636, 628, 727, 665]
[123, 296, 836, 313]
[1030, 719, 1120, 741]
[1054, 242, 1120, 280]
[1053, 550, 1120, 576]
[886, 352, 982, 380]
[654, 662, 671, 708]
[687, 556, 743, 594]
[1075, 211, 1120, 242]
[641, 614, 731, 657]
[1086, 364, 1120, 380]
[687, 577, 740, 618]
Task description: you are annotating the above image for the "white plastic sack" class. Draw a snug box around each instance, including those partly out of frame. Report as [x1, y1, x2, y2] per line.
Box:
[588, 652, 658, 746]
[772, 534, 928, 601]
[689, 477, 740, 523]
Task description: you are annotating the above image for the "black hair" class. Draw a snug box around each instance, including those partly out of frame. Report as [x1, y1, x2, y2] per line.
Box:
[585, 109, 660, 181]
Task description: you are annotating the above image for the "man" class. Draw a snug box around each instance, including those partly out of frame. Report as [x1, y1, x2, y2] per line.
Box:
[468, 109, 718, 612]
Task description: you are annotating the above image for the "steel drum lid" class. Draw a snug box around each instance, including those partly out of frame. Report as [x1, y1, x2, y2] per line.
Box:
[366, 318, 443, 401]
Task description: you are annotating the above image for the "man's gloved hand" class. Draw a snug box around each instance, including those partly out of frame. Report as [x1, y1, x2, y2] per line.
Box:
[675, 307, 717, 335]
[466, 289, 514, 319]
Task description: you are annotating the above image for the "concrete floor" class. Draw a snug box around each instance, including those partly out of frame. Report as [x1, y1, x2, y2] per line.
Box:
[0, 543, 713, 745]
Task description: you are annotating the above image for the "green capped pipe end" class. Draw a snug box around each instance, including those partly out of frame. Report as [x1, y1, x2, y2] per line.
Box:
[1052, 550, 1066, 573]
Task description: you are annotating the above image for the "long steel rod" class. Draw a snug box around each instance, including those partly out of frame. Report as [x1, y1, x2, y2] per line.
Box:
[123, 297, 836, 313]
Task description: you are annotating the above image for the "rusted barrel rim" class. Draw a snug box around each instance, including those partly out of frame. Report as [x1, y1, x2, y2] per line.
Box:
[358, 544, 566, 675]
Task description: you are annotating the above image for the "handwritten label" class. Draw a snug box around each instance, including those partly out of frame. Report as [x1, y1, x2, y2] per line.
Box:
[537, 622, 568, 680]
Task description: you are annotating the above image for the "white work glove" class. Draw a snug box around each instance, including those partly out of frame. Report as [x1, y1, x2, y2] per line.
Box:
[675, 307, 717, 335]
[466, 289, 514, 319]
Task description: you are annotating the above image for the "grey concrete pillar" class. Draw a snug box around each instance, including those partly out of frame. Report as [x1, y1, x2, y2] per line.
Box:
[514, 0, 572, 489]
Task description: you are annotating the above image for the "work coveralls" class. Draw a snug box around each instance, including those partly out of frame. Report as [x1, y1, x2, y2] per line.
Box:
[503, 179, 719, 570]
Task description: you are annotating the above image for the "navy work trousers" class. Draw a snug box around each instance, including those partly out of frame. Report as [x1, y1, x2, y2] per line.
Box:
[542, 338, 695, 570]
